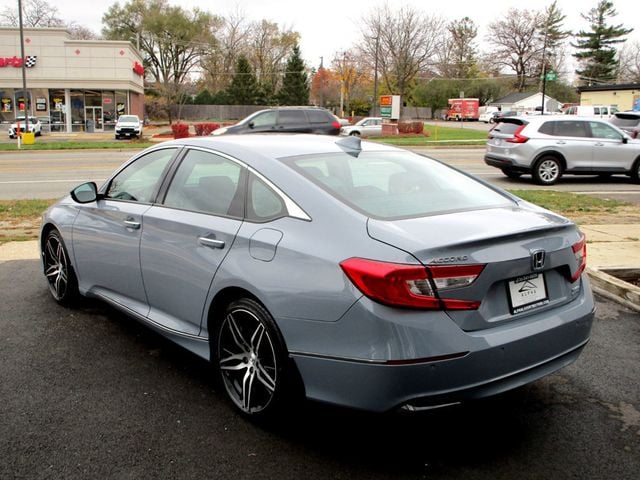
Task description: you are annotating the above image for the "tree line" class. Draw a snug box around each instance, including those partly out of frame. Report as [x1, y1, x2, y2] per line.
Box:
[2, 0, 638, 119]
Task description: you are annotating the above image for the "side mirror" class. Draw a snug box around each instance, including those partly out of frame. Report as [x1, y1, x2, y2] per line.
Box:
[622, 136, 628, 144]
[248, 121, 255, 129]
[71, 182, 100, 203]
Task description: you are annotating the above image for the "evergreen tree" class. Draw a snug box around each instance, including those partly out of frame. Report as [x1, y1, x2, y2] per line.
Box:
[226, 55, 259, 105]
[572, 0, 633, 83]
[278, 45, 309, 105]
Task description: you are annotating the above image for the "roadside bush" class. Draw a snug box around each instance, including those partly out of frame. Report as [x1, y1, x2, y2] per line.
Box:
[171, 123, 190, 139]
[398, 121, 425, 134]
[193, 123, 221, 136]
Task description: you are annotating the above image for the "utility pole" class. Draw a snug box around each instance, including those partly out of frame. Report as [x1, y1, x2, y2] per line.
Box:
[319, 56, 324, 108]
[540, 27, 548, 115]
[373, 34, 379, 117]
[18, 0, 29, 133]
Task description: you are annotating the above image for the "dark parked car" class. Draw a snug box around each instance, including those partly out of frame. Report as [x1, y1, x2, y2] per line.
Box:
[41, 135, 594, 419]
[609, 111, 640, 139]
[212, 107, 341, 136]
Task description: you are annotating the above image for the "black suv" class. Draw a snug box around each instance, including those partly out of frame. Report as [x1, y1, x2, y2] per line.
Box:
[212, 107, 341, 136]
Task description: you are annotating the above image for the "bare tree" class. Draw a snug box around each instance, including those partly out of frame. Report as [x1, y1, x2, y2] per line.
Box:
[486, 8, 543, 91]
[617, 40, 640, 82]
[201, 10, 249, 93]
[436, 17, 479, 79]
[0, 0, 64, 27]
[331, 50, 368, 114]
[360, 4, 444, 99]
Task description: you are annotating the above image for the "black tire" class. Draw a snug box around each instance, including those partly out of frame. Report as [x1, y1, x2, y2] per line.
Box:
[631, 159, 640, 184]
[42, 229, 79, 305]
[532, 156, 562, 185]
[213, 298, 293, 418]
[36, 131, 41, 137]
[115, 135, 119, 140]
[501, 168, 522, 179]
[349, 131, 361, 137]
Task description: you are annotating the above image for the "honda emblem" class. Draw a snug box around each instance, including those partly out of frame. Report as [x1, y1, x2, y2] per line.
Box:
[531, 250, 546, 271]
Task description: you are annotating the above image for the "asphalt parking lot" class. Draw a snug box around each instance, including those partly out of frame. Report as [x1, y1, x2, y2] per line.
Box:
[1, 259, 639, 480]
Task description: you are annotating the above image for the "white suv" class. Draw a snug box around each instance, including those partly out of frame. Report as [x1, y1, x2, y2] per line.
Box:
[8, 116, 42, 139]
[485, 116, 640, 185]
[115, 115, 143, 139]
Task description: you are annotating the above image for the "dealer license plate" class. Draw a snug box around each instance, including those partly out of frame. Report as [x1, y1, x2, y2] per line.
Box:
[508, 273, 549, 314]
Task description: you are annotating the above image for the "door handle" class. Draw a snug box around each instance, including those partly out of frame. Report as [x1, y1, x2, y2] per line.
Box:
[555, 140, 566, 145]
[594, 142, 605, 146]
[123, 218, 140, 229]
[199, 237, 225, 249]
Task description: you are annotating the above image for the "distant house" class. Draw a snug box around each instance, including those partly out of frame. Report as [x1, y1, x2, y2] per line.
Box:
[577, 83, 640, 111]
[489, 92, 562, 113]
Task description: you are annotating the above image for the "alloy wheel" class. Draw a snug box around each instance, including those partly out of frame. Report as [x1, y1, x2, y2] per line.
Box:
[537, 159, 560, 184]
[217, 308, 278, 414]
[44, 232, 69, 301]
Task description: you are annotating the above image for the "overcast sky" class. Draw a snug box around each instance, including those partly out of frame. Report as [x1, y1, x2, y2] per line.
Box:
[9, 0, 640, 68]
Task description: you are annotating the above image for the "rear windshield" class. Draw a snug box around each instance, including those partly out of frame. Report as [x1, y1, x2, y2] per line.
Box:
[492, 121, 524, 135]
[610, 115, 640, 128]
[284, 151, 512, 220]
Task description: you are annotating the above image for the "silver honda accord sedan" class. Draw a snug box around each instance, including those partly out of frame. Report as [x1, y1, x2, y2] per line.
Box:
[40, 134, 595, 417]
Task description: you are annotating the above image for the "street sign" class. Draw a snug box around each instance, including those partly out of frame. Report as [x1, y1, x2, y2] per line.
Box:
[545, 71, 557, 81]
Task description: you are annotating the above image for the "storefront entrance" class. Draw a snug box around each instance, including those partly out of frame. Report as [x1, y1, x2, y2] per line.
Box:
[85, 106, 103, 132]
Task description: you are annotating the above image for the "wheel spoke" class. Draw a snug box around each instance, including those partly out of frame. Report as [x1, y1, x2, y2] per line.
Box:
[241, 367, 256, 411]
[226, 314, 251, 351]
[250, 323, 265, 351]
[255, 363, 276, 392]
[46, 240, 57, 261]
[45, 265, 60, 277]
[219, 352, 248, 371]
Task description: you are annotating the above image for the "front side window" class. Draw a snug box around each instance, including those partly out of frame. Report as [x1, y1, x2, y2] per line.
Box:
[250, 111, 276, 127]
[589, 121, 623, 140]
[163, 149, 244, 217]
[286, 151, 512, 220]
[106, 148, 176, 203]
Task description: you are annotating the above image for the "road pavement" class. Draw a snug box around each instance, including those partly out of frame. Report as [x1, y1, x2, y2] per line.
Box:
[0, 258, 638, 479]
[2, 147, 640, 204]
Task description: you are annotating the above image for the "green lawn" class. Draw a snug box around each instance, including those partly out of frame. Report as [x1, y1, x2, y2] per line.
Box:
[509, 190, 627, 213]
[373, 123, 488, 146]
[0, 141, 154, 151]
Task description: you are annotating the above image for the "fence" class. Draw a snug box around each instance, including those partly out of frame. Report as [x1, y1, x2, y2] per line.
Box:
[171, 104, 434, 121]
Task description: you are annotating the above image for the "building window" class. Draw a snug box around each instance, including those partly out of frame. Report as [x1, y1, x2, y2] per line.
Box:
[70, 91, 85, 132]
[115, 91, 127, 118]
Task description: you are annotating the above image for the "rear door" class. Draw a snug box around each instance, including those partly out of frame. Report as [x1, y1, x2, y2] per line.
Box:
[277, 110, 312, 133]
[544, 120, 593, 171]
[139, 148, 245, 335]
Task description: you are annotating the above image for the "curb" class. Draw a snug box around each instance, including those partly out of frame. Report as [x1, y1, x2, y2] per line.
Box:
[587, 266, 640, 313]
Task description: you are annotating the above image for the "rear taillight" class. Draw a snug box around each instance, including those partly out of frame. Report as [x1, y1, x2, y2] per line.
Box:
[571, 233, 587, 282]
[340, 258, 485, 310]
[332, 120, 341, 129]
[506, 124, 529, 143]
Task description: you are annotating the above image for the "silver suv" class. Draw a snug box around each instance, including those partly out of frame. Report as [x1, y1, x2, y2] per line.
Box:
[485, 116, 640, 185]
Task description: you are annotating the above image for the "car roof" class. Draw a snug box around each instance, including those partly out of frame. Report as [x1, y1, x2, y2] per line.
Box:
[158, 134, 398, 161]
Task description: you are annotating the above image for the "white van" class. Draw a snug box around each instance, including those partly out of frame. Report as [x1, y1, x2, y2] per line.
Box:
[479, 106, 499, 123]
[563, 105, 619, 118]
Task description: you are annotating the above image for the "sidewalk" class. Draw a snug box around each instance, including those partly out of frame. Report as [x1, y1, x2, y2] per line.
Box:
[2, 224, 639, 267]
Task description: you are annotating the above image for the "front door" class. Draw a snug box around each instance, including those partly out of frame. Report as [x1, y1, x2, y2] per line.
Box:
[72, 148, 178, 316]
[85, 106, 104, 132]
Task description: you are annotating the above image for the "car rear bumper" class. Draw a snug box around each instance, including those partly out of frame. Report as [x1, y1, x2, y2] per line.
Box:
[290, 286, 595, 412]
[484, 154, 529, 172]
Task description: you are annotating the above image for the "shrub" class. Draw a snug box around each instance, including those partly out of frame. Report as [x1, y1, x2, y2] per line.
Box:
[171, 123, 190, 139]
[193, 123, 221, 136]
[398, 121, 425, 134]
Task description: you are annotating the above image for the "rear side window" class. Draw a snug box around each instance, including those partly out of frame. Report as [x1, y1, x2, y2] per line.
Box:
[246, 174, 286, 222]
[286, 151, 511, 220]
[278, 110, 308, 125]
[307, 110, 330, 124]
[554, 121, 588, 137]
[538, 122, 555, 135]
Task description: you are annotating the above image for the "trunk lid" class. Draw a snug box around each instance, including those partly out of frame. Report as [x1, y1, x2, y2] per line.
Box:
[368, 206, 584, 331]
